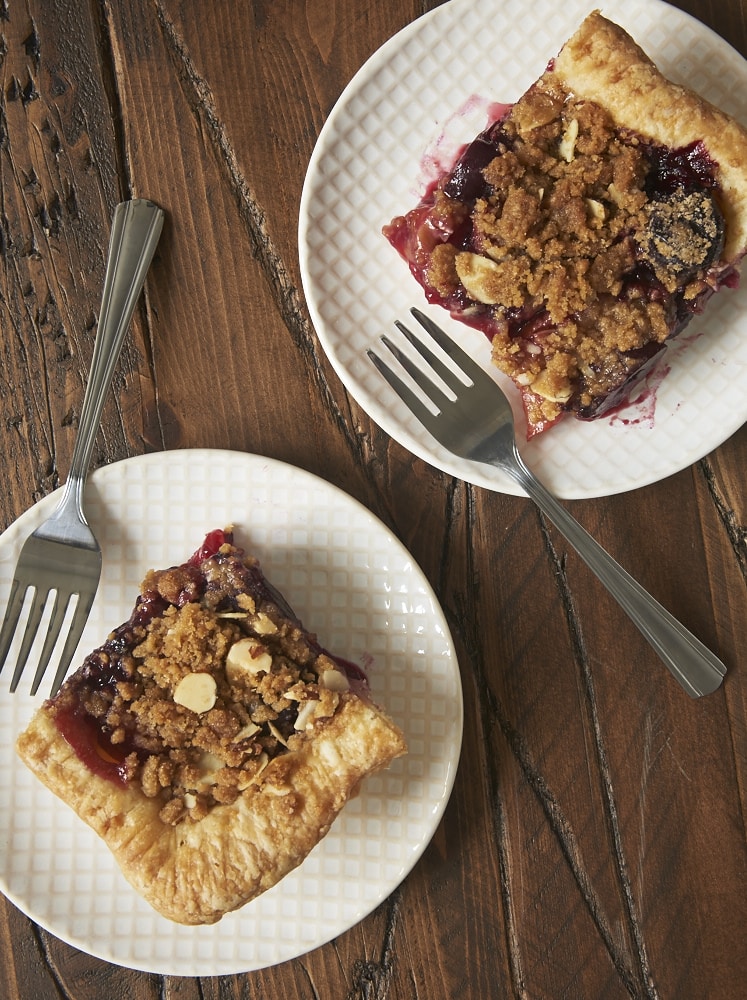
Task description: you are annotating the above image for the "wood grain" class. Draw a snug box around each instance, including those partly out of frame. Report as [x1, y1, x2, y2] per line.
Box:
[1, 1, 746, 997]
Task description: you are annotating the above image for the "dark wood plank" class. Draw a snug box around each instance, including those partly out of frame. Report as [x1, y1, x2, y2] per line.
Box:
[0, 0, 158, 531]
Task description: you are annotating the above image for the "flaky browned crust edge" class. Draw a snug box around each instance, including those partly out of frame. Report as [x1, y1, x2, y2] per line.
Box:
[552, 10, 747, 261]
[16, 697, 406, 925]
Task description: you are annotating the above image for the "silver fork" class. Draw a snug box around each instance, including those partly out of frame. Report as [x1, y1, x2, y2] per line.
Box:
[368, 307, 726, 698]
[0, 198, 164, 696]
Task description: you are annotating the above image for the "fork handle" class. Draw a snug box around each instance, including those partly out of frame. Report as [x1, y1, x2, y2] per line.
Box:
[504, 449, 726, 698]
[66, 199, 165, 501]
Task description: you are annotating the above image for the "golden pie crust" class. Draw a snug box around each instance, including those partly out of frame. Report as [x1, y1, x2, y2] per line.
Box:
[16, 534, 407, 925]
[17, 692, 405, 925]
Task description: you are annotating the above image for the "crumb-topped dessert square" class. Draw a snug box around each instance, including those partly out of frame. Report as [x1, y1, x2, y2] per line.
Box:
[384, 11, 747, 435]
[16, 529, 406, 925]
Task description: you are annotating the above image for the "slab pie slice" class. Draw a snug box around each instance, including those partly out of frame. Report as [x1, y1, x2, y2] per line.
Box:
[384, 11, 747, 435]
[16, 529, 407, 925]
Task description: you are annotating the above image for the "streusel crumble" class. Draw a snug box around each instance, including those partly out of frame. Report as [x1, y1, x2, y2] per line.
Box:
[384, 12, 747, 435]
[51, 533, 354, 825]
[17, 529, 406, 924]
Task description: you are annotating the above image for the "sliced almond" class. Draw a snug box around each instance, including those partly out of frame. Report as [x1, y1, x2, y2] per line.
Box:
[586, 198, 605, 223]
[263, 783, 291, 797]
[268, 720, 290, 747]
[234, 721, 261, 741]
[558, 118, 579, 162]
[252, 613, 278, 635]
[173, 672, 217, 714]
[294, 699, 320, 731]
[531, 371, 573, 404]
[199, 751, 223, 771]
[225, 638, 273, 683]
[320, 668, 350, 692]
[455, 253, 503, 305]
[236, 752, 271, 791]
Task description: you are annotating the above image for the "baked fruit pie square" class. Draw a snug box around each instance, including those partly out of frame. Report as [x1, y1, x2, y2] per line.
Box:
[384, 11, 747, 435]
[16, 529, 407, 925]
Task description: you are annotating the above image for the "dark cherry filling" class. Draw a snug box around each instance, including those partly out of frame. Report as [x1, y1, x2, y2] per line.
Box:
[645, 139, 718, 197]
[50, 529, 369, 785]
[443, 119, 509, 203]
[384, 116, 729, 427]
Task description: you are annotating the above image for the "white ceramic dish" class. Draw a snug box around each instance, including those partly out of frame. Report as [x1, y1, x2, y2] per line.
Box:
[0, 450, 462, 975]
[299, 0, 747, 498]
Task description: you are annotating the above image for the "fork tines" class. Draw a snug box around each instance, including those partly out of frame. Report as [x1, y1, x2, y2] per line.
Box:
[0, 583, 91, 696]
[367, 307, 485, 418]
[0, 533, 99, 695]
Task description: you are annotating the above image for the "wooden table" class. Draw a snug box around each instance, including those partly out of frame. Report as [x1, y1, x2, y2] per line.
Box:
[1, 1, 745, 997]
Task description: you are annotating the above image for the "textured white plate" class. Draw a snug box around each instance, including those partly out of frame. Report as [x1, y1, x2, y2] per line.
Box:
[299, 0, 747, 499]
[0, 450, 462, 976]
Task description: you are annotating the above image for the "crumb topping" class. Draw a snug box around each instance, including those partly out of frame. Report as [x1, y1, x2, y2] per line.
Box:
[51, 542, 351, 826]
[394, 76, 725, 428]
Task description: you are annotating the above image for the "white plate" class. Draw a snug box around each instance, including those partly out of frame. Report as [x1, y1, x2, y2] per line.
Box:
[299, 0, 747, 499]
[0, 450, 462, 976]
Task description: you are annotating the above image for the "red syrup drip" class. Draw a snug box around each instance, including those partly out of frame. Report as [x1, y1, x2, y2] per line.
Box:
[607, 381, 661, 430]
